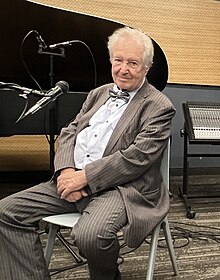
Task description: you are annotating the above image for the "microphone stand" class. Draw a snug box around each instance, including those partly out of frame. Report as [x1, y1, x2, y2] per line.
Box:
[38, 46, 65, 174]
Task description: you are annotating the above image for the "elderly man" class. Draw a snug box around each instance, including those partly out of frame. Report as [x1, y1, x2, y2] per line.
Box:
[0, 26, 175, 280]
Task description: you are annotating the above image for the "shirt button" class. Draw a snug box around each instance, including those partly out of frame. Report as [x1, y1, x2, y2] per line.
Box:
[86, 154, 90, 158]
[94, 134, 97, 137]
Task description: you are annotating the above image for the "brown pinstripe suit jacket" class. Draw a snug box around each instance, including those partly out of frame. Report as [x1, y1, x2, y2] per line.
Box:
[54, 80, 176, 248]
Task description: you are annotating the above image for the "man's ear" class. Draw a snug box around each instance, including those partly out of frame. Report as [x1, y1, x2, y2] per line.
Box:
[145, 66, 149, 74]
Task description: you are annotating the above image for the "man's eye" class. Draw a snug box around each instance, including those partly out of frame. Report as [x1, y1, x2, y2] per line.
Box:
[129, 61, 138, 67]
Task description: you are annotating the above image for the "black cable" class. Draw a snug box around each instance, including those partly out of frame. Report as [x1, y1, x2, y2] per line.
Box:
[20, 30, 44, 93]
[70, 40, 97, 88]
[169, 221, 220, 248]
[12, 30, 46, 123]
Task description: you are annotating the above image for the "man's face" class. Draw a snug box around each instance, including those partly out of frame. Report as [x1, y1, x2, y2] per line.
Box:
[111, 38, 148, 91]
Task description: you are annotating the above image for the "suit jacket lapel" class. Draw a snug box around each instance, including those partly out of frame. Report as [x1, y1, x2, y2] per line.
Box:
[78, 85, 112, 132]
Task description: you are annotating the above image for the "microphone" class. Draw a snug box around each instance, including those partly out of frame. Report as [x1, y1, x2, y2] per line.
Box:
[35, 31, 47, 49]
[49, 40, 80, 49]
[22, 81, 69, 118]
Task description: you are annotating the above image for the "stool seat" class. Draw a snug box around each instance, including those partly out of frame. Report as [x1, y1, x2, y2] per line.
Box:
[42, 213, 81, 228]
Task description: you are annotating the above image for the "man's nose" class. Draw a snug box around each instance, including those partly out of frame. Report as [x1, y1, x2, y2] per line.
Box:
[120, 62, 129, 72]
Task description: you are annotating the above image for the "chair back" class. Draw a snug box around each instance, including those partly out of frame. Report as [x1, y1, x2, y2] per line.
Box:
[160, 138, 170, 190]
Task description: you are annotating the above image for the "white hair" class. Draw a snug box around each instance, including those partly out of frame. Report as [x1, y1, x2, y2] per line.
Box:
[107, 26, 154, 68]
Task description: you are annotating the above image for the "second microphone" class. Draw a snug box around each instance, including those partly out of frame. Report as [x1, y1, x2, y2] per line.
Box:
[23, 80, 69, 118]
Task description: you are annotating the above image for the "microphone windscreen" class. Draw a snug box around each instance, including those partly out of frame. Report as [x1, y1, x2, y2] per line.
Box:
[55, 81, 69, 93]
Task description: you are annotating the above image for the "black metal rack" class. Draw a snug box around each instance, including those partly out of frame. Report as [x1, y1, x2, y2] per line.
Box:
[180, 102, 220, 218]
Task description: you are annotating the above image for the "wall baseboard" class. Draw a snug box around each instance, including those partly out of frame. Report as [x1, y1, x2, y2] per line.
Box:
[0, 170, 51, 184]
[171, 167, 220, 176]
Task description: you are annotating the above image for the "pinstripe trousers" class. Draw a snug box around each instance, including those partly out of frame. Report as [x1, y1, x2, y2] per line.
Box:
[0, 180, 127, 280]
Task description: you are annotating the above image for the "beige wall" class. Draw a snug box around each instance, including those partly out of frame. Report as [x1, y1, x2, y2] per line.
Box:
[30, 0, 220, 86]
[0, 136, 50, 171]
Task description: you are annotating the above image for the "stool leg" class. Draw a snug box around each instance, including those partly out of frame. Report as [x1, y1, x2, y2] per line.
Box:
[44, 223, 59, 267]
[163, 217, 179, 276]
[146, 223, 161, 280]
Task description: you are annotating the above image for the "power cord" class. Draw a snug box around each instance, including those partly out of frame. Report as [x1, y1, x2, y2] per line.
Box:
[169, 221, 220, 246]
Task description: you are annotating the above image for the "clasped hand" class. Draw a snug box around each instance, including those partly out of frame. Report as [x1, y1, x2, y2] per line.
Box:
[57, 168, 88, 202]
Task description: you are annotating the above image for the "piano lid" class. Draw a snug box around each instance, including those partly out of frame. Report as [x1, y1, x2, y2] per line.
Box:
[0, 0, 168, 92]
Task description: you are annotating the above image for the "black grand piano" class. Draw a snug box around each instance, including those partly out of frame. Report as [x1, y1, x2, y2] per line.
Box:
[0, 0, 168, 169]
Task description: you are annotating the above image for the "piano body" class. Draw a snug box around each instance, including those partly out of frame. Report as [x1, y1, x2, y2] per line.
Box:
[0, 0, 168, 171]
